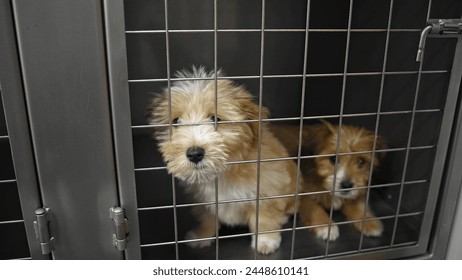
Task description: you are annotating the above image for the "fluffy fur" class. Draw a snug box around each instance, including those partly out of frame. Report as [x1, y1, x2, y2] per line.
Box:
[147, 66, 300, 254]
[272, 121, 386, 241]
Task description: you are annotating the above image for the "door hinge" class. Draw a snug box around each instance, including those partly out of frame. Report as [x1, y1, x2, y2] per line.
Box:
[33, 208, 54, 255]
[417, 18, 462, 62]
[110, 207, 129, 251]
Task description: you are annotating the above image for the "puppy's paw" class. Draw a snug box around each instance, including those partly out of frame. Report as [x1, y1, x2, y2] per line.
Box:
[355, 219, 383, 237]
[313, 225, 339, 241]
[185, 230, 214, 248]
[251, 234, 281, 255]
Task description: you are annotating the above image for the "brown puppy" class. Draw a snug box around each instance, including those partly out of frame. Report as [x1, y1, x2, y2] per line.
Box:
[147, 67, 300, 254]
[272, 121, 386, 240]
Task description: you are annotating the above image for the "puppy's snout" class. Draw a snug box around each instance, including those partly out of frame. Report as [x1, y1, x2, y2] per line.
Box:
[340, 180, 354, 190]
[186, 147, 205, 163]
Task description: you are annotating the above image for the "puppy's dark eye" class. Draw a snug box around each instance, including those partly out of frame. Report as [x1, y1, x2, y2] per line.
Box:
[329, 156, 336, 164]
[357, 157, 366, 167]
[172, 118, 180, 124]
[210, 116, 221, 122]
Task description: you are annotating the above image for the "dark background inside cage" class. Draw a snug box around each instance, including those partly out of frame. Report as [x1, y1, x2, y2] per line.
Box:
[123, 0, 462, 259]
[0, 92, 31, 260]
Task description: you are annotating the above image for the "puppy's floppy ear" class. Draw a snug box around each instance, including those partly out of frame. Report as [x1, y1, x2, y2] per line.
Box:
[244, 99, 269, 138]
[225, 82, 268, 121]
[146, 92, 169, 124]
[234, 86, 270, 138]
[374, 135, 387, 150]
[373, 134, 387, 162]
[236, 90, 269, 121]
[243, 101, 269, 121]
[320, 119, 337, 135]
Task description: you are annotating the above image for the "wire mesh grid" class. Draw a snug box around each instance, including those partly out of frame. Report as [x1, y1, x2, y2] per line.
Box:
[123, 0, 458, 259]
[0, 91, 31, 260]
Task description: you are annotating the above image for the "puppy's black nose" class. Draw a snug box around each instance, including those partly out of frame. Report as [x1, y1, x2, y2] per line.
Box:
[186, 147, 205, 163]
[340, 180, 354, 190]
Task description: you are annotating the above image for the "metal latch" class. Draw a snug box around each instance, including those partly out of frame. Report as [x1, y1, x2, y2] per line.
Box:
[109, 207, 129, 251]
[33, 208, 54, 255]
[417, 19, 462, 62]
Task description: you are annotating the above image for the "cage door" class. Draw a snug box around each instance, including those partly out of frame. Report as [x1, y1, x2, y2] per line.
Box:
[10, 0, 128, 259]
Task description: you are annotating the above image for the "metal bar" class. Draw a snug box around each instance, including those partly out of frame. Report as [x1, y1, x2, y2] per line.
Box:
[134, 166, 167, 172]
[371, 179, 429, 188]
[127, 70, 450, 83]
[253, 0, 266, 259]
[161, 0, 180, 261]
[132, 108, 442, 129]
[141, 230, 292, 248]
[125, 28, 422, 34]
[163, 0, 172, 137]
[416, 25, 433, 62]
[0, 0, 47, 260]
[417, 19, 462, 61]
[213, 0, 220, 260]
[324, 0, 354, 255]
[139, 211, 424, 248]
[320, 243, 421, 259]
[324, 243, 424, 260]
[0, 179, 17, 184]
[358, 0, 394, 252]
[137, 180, 429, 211]
[134, 145, 436, 172]
[290, 0, 311, 260]
[102, 0, 141, 259]
[389, 0, 433, 247]
[0, 135, 9, 139]
[0, 219, 25, 225]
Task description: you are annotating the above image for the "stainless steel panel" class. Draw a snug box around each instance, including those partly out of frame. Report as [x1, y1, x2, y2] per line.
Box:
[0, 0, 48, 260]
[447, 185, 462, 259]
[422, 34, 462, 259]
[103, 0, 141, 259]
[13, 0, 121, 259]
[430, 37, 462, 258]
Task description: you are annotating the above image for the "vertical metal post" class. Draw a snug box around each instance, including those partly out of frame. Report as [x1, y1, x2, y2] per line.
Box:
[162, 0, 180, 260]
[0, 0, 48, 260]
[325, 0, 354, 255]
[254, 0, 266, 260]
[358, 0, 394, 252]
[290, 0, 312, 260]
[103, 0, 142, 260]
[424, 29, 462, 258]
[213, 0, 220, 260]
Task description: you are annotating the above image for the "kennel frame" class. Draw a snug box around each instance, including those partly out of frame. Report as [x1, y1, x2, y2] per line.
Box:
[0, 0, 461, 259]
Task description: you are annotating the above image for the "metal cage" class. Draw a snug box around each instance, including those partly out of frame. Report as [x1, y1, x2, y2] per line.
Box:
[0, 0, 461, 260]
